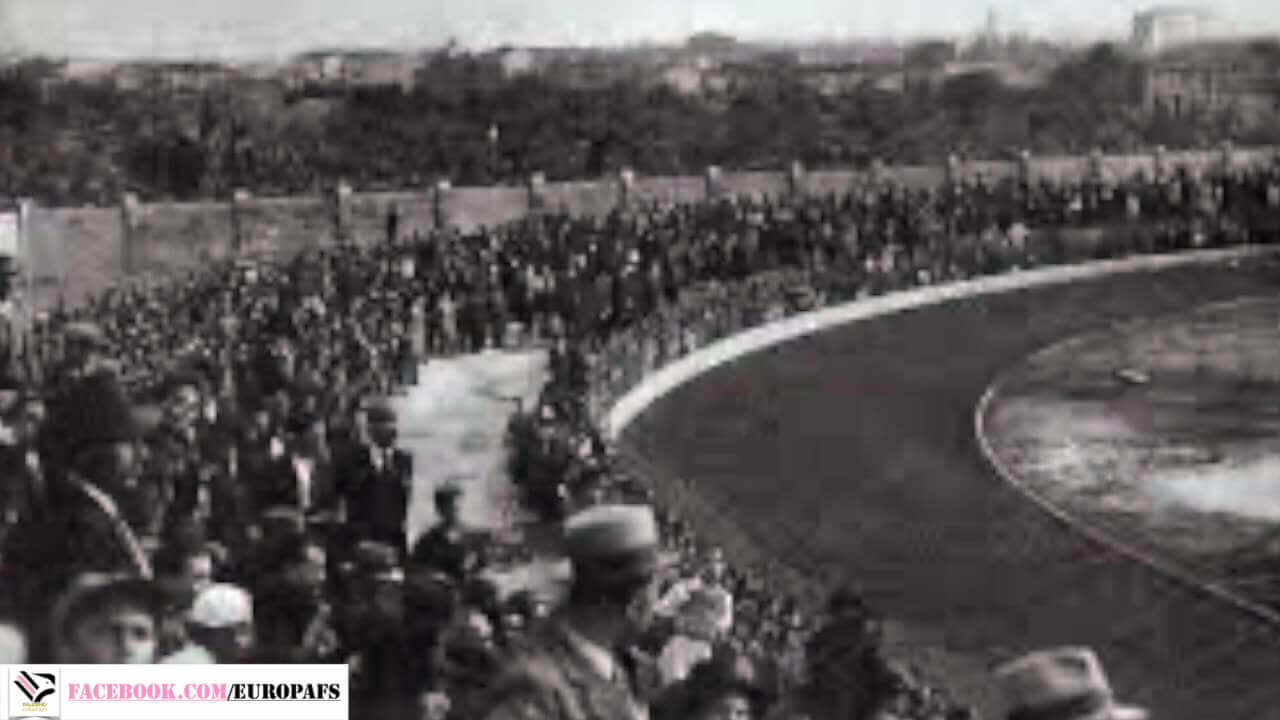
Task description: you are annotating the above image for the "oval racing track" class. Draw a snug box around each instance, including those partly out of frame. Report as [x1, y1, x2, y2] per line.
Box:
[619, 255, 1280, 719]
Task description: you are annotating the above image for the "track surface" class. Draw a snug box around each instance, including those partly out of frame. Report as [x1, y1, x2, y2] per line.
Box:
[621, 258, 1280, 719]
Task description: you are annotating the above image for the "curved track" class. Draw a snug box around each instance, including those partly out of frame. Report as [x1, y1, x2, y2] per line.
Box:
[620, 258, 1280, 719]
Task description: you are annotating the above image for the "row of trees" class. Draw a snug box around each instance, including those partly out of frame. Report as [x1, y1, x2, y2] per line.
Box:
[0, 42, 1278, 205]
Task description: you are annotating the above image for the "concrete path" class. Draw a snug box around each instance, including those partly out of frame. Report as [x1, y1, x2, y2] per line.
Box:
[391, 350, 568, 598]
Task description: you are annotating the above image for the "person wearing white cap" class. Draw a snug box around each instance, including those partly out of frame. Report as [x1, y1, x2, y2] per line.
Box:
[654, 546, 733, 638]
[0, 621, 27, 663]
[994, 647, 1148, 720]
[478, 504, 665, 720]
[161, 584, 254, 664]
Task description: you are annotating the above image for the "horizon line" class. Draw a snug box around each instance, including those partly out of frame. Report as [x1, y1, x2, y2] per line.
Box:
[10, 32, 1141, 65]
[11, 24, 1279, 65]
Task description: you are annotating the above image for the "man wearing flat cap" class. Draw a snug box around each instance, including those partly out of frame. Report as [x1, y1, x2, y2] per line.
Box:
[995, 647, 1147, 720]
[477, 504, 665, 720]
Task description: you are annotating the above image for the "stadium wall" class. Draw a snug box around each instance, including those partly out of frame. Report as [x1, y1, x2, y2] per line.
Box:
[19, 145, 1276, 309]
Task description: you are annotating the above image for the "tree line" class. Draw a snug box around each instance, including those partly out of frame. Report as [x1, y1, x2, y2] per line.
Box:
[0, 42, 1277, 206]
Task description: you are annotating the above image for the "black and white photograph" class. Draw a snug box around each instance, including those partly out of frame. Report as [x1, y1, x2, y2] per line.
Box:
[1, 1, 1280, 718]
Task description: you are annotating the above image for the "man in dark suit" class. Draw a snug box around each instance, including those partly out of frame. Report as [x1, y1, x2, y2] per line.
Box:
[2, 372, 153, 656]
[255, 411, 340, 520]
[338, 400, 411, 556]
[409, 482, 485, 584]
[0, 392, 46, 537]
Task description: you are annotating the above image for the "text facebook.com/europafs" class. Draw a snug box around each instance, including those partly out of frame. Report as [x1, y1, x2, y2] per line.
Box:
[65, 682, 344, 702]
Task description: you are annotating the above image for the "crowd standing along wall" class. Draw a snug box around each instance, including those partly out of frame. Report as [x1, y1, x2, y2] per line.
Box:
[14, 145, 1276, 310]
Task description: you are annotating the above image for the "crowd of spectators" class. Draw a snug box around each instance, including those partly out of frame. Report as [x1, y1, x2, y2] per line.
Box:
[1, 157, 1278, 719]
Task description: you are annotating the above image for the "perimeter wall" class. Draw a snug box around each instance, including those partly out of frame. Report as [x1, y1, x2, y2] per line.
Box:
[18, 145, 1277, 308]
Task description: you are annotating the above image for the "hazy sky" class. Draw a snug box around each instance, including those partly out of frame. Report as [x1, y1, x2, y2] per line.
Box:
[1, 1, 1274, 60]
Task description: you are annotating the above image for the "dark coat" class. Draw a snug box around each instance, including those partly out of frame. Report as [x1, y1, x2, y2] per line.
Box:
[338, 444, 412, 553]
[0, 445, 46, 529]
[475, 619, 646, 720]
[1, 474, 150, 635]
[408, 523, 486, 583]
[251, 449, 339, 516]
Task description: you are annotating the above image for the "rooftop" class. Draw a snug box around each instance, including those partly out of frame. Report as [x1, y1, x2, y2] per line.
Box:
[1135, 5, 1214, 21]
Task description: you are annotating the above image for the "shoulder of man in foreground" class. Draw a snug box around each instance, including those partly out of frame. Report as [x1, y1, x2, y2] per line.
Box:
[476, 647, 585, 720]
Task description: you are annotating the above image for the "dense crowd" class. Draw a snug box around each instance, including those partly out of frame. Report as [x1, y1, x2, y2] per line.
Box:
[2, 157, 1279, 719]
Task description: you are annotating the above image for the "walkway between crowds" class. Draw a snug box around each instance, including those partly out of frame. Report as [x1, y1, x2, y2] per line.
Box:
[391, 349, 569, 599]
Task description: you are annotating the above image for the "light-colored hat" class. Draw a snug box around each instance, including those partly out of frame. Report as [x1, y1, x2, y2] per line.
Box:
[995, 647, 1148, 720]
[565, 505, 659, 558]
[64, 321, 109, 347]
[351, 541, 405, 583]
[564, 505, 664, 587]
[189, 584, 253, 629]
[260, 506, 306, 529]
[0, 623, 26, 664]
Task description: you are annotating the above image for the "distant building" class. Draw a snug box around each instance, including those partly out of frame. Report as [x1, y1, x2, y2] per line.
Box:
[109, 62, 232, 93]
[497, 47, 536, 78]
[62, 60, 118, 83]
[287, 51, 421, 91]
[685, 32, 739, 56]
[1132, 6, 1213, 54]
[541, 53, 652, 90]
[881, 59, 1050, 95]
[941, 60, 1050, 89]
[795, 43, 902, 67]
[1143, 43, 1280, 125]
[320, 55, 344, 82]
[800, 64, 874, 96]
[660, 61, 706, 95]
[345, 53, 420, 90]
